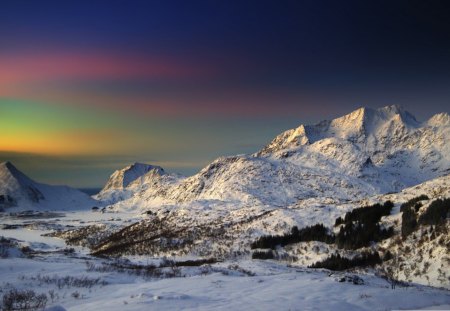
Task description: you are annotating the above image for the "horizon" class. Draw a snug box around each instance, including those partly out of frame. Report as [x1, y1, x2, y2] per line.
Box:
[1, 0, 449, 187]
[1, 104, 447, 189]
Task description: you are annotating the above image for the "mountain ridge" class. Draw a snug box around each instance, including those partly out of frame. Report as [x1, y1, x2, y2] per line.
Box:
[2, 105, 449, 211]
[259, 105, 422, 155]
[109, 105, 450, 209]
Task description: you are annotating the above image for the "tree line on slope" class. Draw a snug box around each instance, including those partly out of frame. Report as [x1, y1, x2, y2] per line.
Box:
[251, 201, 395, 251]
[308, 251, 381, 271]
[402, 197, 449, 238]
[335, 201, 394, 226]
[335, 201, 395, 249]
[250, 224, 334, 249]
[252, 196, 450, 274]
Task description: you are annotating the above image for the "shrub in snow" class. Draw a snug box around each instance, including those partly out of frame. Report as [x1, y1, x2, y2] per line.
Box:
[71, 291, 80, 299]
[24, 274, 106, 289]
[252, 250, 275, 260]
[0, 237, 22, 258]
[335, 275, 364, 285]
[1, 288, 47, 311]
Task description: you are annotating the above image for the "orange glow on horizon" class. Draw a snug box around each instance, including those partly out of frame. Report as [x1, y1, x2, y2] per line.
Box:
[0, 129, 130, 156]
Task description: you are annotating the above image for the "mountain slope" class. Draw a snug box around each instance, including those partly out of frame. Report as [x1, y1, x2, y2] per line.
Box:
[0, 161, 44, 206]
[259, 105, 421, 154]
[0, 161, 95, 210]
[95, 163, 172, 204]
[87, 171, 450, 288]
[113, 105, 450, 209]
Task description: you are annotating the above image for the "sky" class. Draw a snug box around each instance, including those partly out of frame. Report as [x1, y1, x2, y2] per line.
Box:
[1, 0, 449, 188]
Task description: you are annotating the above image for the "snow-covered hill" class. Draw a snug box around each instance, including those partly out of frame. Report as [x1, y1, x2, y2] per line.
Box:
[89, 105, 449, 288]
[111, 105, 450, 209]
[79, 171, 450, 288]
[94, 162, 180, 205]
[0, 161, 95, 211]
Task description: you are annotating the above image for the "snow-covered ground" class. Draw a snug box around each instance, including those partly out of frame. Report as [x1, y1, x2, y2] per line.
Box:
[1, 252, 450, 310]
[2, 256, 450, 311]
[1, 208, 449, 311]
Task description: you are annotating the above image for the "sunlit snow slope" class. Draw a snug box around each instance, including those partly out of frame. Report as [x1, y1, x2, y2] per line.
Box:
[112, 105, 450, 209]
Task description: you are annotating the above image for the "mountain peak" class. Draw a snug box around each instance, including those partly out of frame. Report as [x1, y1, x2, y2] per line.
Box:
[259, 105, 424, 155]
[340, 105, 417, 126]
[375, 105, 418, 123]
[0, 161, 45, 204]
[0, 161, 95, 210]
[101, 162, 165, 192]
[427, 112, 450, 127]
[329, 105, 419, 135]
[347, 106, 367, 117]
[378, 104, 403, 113]
[330, 106, 367, 130]
[0, 161, 36, 185]
[1, 161, 16, 171]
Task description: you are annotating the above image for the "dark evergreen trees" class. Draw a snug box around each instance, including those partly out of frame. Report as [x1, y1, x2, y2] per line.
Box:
[418, 198, 450, 225]
[336, 201, 394, 227]
[309, 251, 381, 271]
[250, 224, 334, 249]
[401, 205, 417, 238]
[252, 200, 396, 251]
[400, 195, 429, 213]
[401, 197, 449, 238]
[335, 222, 394, 249]
[334, 201, 394, 249]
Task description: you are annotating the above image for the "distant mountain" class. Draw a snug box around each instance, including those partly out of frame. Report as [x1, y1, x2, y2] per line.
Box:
[259, 105, 420, 154]
[0, 161, 95, 210]
[107, 105, 450, 209]
[95, 162, 169, 204]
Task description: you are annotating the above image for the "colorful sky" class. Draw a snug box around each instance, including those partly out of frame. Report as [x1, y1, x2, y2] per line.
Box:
[1, 0, 450, 188]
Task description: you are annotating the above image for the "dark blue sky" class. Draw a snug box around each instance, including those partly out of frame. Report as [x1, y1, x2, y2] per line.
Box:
[2, 1, 450, 107]
[1, 0, 449, 187]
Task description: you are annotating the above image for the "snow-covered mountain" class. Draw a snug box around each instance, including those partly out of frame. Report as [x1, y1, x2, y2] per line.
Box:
[3, 105, 447, 296]
[0, 161, 95, 210]
[86, 167, 450, 288]
[95, 162, 170, 204]
[112, 105, 450, 209]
